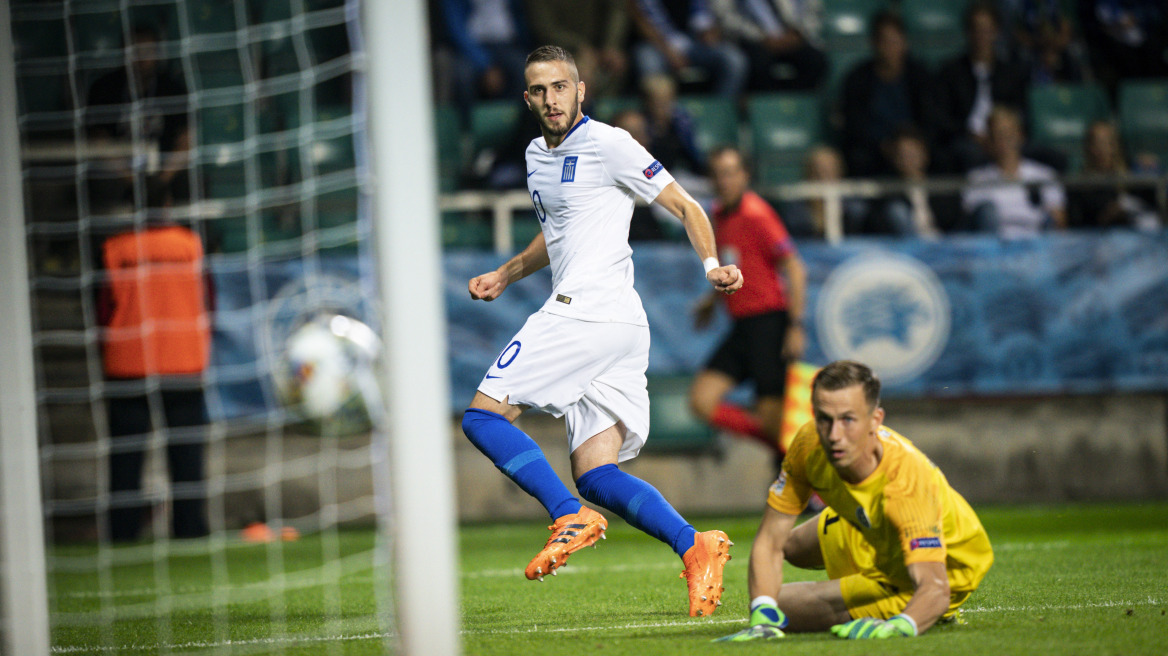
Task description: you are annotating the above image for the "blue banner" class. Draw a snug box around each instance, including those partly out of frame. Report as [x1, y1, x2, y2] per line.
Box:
[211, 232, 1168, 419]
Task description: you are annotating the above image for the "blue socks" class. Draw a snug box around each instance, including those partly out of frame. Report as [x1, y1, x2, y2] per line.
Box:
[461, 409, 582, 520]
[575, 463, 696, 557]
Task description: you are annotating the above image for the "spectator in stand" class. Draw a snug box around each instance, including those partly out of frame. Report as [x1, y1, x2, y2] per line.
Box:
[1002, 0, 1084, 84]
[1079, 0, 1168, 97]
[935, 2, 1032, 173]
[962, 106, 1067, 239]
[1068, 120, 1161, 231]
[689, 146, 806, 455]
[709, 0, 827, 92]
[628, 0, 749, 98]
[86, 24, 190, 209]
[440, 0, 530, 107]
[612, 108, 674, 240]
[838, 10, 939, 178]
[778, 146, 870, 239]
[525, 0, 631, 99]
[99, 222, 212, 542]
[641, 73, 708, 180]
[871, 127, 964, 237]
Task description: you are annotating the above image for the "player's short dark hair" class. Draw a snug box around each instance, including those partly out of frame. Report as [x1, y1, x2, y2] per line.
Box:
[526, 45, 575, 69]
[869, 10, 905, 40]
[812, 361, 881, 410]
[525, 45, 579, 83]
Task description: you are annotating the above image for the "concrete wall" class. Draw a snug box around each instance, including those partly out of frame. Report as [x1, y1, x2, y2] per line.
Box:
[452, 393, 1168, 522]
[44, 393, 1168, 538]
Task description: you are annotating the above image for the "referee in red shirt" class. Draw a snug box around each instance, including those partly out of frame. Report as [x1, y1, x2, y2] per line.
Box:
[688, 146, 806, 455]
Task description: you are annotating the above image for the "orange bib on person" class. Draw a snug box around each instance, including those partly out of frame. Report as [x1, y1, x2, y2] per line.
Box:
[102, 226, 210, 378]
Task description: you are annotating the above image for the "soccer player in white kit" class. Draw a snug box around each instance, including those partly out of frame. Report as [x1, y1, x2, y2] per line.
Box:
[461, 45, 744, 617]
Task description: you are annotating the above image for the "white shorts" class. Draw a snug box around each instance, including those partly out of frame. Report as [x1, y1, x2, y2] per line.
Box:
[477, 311, 651, 462]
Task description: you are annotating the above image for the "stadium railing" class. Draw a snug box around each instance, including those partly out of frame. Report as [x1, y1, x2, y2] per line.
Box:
[432, 173, 1168, 252]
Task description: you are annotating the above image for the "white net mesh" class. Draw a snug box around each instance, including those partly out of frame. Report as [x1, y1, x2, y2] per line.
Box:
[14, 0, 392, 652]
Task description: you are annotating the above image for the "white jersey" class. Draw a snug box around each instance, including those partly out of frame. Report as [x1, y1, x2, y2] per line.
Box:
[525, 116, 675, 326]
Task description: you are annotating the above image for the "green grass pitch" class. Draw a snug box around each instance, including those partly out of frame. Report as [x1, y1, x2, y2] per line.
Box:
[49, 502, 1168, 654]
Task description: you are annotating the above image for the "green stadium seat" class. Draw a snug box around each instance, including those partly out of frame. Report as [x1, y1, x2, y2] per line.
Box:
[1028, 83, 1110, 173]
[591, 95, 640, 123]
[644, 375, 714, 452]
[902, 0, 969, 68]
[748, 93, 823, 188]
[434, 105, 464, 192]
[13, 19, 69, 60]
[442, 212, 493, 250]
[199, 103, 246, 145]
[1119, 81, 1168, 159]
[194, 50, 245, 89]
[72, 12, 123, 59]
[677, 95, 739, 154]
[512, 213, 542, 248]
[822, 0, 883, 53]
[185, 0, 238, 34]
[470, 100, 524, 153]
[17, 73, 71, 115]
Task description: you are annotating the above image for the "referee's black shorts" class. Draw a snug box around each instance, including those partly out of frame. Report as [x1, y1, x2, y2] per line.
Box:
[703, 310, 790, 398]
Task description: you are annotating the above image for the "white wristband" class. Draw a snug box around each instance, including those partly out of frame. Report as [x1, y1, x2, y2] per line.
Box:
[702, 257, 720, 274]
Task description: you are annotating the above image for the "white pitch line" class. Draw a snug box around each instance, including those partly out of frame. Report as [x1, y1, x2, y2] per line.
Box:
[50, 597, 1166, 653]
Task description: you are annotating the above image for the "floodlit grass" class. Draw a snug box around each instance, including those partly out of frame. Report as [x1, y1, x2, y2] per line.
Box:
[49, 503, 1168, 654]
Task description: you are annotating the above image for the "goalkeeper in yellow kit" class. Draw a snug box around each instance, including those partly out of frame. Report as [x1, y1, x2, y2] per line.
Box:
[717, 360, 993, 641]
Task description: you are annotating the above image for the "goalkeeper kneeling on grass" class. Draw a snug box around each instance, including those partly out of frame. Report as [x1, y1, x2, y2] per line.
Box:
[717, 360, 994, 642]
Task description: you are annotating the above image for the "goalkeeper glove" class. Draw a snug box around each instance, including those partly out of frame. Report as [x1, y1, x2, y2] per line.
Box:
[830, 614, 917, 639]
[712, 603, 788, 642]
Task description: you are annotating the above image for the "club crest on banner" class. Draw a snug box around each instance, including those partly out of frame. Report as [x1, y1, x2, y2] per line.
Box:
[816, 253, 950, 385]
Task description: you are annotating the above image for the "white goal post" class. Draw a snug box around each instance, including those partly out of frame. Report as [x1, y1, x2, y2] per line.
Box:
[0, 0, 51, 654]
[363, 1, 461, 654]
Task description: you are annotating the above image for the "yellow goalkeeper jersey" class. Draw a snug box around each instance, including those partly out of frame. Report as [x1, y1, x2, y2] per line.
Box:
[768, 421, 993, 593]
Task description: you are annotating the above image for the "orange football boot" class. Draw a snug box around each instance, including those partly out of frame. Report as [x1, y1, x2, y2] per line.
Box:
[680, 530, 733, 616]
[525, 506, 607, 581]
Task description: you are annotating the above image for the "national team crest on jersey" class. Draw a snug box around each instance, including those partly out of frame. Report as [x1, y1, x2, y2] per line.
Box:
[561, 156, 578, 182]
[643, 160, 663, 179]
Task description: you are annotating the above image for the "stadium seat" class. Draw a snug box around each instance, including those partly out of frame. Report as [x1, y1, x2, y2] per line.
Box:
[194, 50, 246, 90]
[677, 95, 739, 154]
[1028, 84, 1110, 173]
[511, 212, 542, 248]
[747, 93, 823, 188]
[184, 0, 238, 34]
[1118, 81, 1168, 160]
[591, 95, 640, 123]
[198, 103, 246, 145]
[470, 100, 524, 153]
[71, 12, 123, 60]
[902, 0, 969, 68]
[644, 375, 714, 452]
[13, 18, 69, 60]
[822, 0, 883, 53]
[442, 212, 494, 250]
[434, 105, 464, 192]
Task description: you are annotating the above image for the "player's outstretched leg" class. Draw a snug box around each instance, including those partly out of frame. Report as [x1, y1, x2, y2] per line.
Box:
[575, 463, 732, 615]
[524, 505, 608, 581]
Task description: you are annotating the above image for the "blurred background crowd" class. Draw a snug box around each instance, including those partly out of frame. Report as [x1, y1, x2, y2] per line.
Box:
[428, 0, 1168, 243]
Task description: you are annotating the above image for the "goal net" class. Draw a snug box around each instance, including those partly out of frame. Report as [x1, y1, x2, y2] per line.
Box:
[6, 0, 454, 652]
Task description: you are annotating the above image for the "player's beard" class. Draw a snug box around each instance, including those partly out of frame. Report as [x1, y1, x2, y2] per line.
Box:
[542, 97, 579, 137]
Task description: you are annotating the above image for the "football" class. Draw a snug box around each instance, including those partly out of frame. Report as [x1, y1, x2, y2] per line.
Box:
[275, 313, 381, 432]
